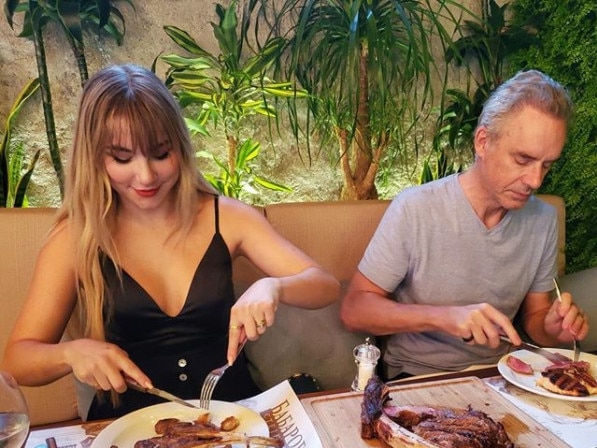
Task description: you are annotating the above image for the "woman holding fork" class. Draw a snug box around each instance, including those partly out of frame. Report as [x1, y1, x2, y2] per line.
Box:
[0, 64, 340, 420]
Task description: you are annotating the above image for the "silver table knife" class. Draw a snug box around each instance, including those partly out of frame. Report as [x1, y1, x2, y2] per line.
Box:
[126, 379, 200, 409]
[500, 336, 571, 364]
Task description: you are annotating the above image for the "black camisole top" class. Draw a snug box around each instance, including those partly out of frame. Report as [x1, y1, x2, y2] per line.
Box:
[87, 196, 260, 420]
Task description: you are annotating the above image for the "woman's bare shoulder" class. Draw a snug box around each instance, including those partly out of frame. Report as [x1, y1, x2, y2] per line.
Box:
[216, 196, 272, 250]
[218, 195, 264, 218]
[41, 217, 77, 256]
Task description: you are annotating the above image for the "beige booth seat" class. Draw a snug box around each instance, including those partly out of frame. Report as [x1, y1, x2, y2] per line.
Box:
[0, 209, 78, 425]
[238, 200, 390, 392]
[1, 194, 594, 426]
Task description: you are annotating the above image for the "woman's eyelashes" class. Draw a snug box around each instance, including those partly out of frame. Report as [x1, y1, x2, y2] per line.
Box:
[153, 149, 171, 160]
[151, 141, 173, 160]
[108, 147, 133, 163]
[107, 146, 171, 163]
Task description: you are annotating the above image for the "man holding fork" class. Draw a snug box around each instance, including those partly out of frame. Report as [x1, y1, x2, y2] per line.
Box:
[341, 70, 589, 380]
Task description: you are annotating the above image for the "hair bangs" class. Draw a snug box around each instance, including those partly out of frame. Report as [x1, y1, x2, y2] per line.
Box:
[103, 98, 176, 158]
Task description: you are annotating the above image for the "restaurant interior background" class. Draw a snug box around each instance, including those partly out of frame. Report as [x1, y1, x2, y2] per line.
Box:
[1, 0, 596, 275]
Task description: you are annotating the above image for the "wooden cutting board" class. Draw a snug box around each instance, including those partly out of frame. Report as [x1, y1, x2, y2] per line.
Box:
[301, 376, 571, 447]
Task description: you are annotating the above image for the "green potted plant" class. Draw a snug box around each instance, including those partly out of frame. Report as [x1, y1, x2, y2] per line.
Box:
[243, 0, 476, 199]
[4, 0, 134, 197]
[1, 78, 41, 207]
[433, 0, 538, 156]
[160, 1, 306, 201]
[509, 0, 597, 273]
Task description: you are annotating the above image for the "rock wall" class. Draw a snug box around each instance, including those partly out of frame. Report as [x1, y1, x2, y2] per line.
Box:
[1, 1, 226, 206]
[0, 0, 482, 206]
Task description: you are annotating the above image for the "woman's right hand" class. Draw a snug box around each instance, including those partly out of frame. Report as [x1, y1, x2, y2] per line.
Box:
[64, 339, 152, 393]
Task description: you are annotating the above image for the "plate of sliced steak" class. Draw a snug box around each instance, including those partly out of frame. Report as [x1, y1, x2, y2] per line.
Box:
[498, 349, 597, 401]
[91, 400, 271, 448]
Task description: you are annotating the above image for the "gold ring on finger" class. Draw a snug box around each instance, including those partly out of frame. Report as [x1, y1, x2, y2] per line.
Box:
[229, 324, 241, 330]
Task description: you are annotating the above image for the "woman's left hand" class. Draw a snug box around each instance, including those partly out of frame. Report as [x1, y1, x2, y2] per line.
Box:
[226, 277, 280, 364]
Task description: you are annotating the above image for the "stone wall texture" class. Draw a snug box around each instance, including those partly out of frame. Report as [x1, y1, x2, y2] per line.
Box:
[1, 0, 481, 206]
[1, 1, 226, 205]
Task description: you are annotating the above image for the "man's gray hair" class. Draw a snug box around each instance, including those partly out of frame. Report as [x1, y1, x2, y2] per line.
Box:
[477, 69, 573, 138]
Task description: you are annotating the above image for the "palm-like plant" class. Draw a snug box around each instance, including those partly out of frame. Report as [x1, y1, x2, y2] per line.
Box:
[244, 0, 473, 199]
[434, 0, 538, 154]
[446, 0, 537, 88]
[4, 0, 134, 197]
[1, 78, 41, 207]
[161, 1, 305, 201]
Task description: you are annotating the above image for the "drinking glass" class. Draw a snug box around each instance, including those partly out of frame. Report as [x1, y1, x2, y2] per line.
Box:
[0, 371, 30, 448]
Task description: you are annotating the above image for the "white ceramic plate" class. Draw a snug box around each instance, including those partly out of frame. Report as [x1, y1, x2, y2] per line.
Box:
[90, 400, 268, 447]
[498, 348, 597, 402]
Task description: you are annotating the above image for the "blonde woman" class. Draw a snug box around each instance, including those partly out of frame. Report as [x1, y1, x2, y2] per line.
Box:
[1, 64, 339, 420]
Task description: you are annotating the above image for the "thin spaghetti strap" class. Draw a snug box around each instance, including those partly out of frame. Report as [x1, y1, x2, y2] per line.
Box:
[214, 195, 220, 233]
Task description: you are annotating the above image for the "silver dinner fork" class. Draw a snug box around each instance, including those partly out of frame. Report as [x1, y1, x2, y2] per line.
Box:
[553, 278, 581, 362]
[200, 339, 247, 409]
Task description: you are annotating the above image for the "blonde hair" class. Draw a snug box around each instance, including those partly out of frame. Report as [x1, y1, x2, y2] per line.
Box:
[57, 64, 215, 341]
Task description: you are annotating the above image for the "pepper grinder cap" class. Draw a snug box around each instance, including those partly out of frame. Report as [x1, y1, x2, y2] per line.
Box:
[353, 337, 381, 363]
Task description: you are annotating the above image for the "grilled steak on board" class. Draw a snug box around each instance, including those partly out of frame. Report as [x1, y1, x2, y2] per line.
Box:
[361, 376, 514, 448]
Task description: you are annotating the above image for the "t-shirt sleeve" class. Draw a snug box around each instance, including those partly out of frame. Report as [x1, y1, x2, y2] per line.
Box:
[358, 194, 412, 293]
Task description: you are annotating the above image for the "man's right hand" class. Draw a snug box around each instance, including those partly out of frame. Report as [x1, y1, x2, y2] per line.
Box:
[446, 303, 520, 348]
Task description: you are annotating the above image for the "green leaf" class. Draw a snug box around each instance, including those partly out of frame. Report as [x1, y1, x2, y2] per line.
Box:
[195, 150, 215, 159]
[419, 159, 433, 185]
[57, 0, 83, 43]
[184, 117, 209, 136]
[253, 176, 293, 192]
[96, 0, 111, 27]
[170, 70, 214, 86]
[1, 78, 41, 207]
[5, 0, 20, 28]
[263, 85, 307, 98]
[212, 0, 240, 66]
[161, 54, 213, 71]
[13, 148, 40, 207]
[164, 25, 210, 56]
[236, 139, 260, 167]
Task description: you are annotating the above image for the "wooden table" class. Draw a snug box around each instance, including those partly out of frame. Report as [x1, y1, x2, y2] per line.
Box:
[300, 365, 597, 448]
[28, 365, 596, 448]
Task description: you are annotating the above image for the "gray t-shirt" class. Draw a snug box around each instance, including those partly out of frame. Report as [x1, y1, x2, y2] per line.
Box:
[359, 174, 558, 377]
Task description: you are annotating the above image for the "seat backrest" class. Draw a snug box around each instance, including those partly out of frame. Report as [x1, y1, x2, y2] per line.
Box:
[254, 196, 565, 280]
[241, 200, 390, 391]
[233, 200, 391, 285]
[266, 200, 392, 282]
[0, 208, 78, 425]
[536, 194, 566, 276]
